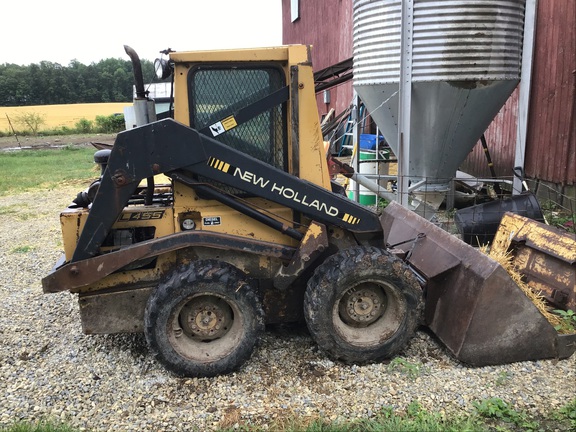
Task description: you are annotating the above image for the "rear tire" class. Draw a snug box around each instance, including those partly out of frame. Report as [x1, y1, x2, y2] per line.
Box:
[304, 246, 423, 363]
[144, 260, 264, 377]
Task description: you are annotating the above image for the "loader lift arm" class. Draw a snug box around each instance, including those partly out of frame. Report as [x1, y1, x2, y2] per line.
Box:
[72, 118, 383, 263]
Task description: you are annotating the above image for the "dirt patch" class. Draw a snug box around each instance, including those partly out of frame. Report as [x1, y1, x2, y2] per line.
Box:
[0, 133, 116, 150]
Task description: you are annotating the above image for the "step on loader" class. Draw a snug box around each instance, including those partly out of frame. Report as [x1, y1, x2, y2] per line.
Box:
[42, 45, 576, 377]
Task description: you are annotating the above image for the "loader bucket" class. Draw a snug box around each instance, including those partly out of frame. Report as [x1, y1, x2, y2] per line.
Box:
[380, 201, 576, 366]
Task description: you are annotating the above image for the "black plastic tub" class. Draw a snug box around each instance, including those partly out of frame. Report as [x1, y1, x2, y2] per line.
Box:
[454, 193, 545, 246]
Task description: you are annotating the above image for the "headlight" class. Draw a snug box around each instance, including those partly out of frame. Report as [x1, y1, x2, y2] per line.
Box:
[154, 58, 172, 80]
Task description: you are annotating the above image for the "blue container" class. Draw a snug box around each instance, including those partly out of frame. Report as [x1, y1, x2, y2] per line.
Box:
[359, 134, 384, 150]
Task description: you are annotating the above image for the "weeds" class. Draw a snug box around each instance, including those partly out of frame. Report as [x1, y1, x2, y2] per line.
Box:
[553, 309, 576, 334]
[0, 420, 78, 432]
[261, 401, 483, 432]
[387, 358, 425, 380]
[495, 370, 512, 386]
[5, 400, 576, 431]
[2, 114, 125, 138]
[541, 201, 576, 234]
[556, 398, 576, 429]
[11, 245, 34, 254]
[473, 397, 539, 430]
[13, 112, 47, 136]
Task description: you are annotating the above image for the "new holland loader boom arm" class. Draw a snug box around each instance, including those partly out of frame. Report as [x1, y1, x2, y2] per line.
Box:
[72, 117, 382, 263]
[43, 45, 575, 375]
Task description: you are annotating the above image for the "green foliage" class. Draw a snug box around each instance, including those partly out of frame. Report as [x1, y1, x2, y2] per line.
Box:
[11, 245, 33, 253]
[261, 403, 483, 432]
[557, 398, 576, 429]
[0, 420, 79, 432]
[495, 371, 512, 386]
[14, 112, 46, 136]
[0, 146, 97, 195]
[553, 309, 576, 333]
[94, 114, 125, 133]
[541, 201, 576, 234]
[0, 204, 18, 215]
[74, 118, 93, 133]
[0, 58, 157, 106]
[377, 197, 389, 209]
[473, 398, 538, 430]
[387, 358, 425, 380]
[43, 126, 73, 136]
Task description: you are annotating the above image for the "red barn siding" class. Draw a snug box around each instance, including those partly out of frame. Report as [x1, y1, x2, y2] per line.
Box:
[461, 89, 519, 179]
[525, 0, 575, 185]
[463, 0, 575, 186]
[283, 0, 575, 186]
[282, 0, 354, 118]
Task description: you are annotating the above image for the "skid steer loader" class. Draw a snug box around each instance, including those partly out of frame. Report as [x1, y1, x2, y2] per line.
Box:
[42, 45, 575, 377]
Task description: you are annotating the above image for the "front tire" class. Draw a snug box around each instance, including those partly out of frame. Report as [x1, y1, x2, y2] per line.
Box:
[144, 260, 264, 377]
[304, 246, 423, 363]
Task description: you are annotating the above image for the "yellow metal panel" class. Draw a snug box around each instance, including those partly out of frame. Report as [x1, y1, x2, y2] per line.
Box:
[492, 212, 576, 310]
[170, 46, 291, 63]
[173, 183, 297, 247]
[493, 213, 576, 263]
[60, 207, 175, 262]
[60, 208, 89, 261]
[295, 63, 332, 189]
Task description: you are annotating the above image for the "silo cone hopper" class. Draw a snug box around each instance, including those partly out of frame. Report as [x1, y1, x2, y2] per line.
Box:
[353, 0, 525, 211]
[353, 0, 576, 365]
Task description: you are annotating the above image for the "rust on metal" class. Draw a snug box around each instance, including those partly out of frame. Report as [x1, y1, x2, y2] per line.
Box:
[380, 201, 576, 366]
[42, 231, 295, 294]
[274, 221, 329, 290]
[492, 212, 576, 310]
[79, 287, 154, 334]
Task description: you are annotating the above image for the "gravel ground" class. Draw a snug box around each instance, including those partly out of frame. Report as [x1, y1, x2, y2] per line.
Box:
[0, 186, 575, 431]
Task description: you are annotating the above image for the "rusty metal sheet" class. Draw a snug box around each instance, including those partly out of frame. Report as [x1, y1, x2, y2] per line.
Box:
[274, 221, 329, 290]
[79, 287, 153, 334]
[492, 212, 576, 310]
[380, 201, 576, 366]
[42, 230, 296, 294]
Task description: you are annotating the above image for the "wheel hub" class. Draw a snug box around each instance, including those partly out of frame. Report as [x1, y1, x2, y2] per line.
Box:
[179, 296, 232, 340]
[339, 285, 387, 327]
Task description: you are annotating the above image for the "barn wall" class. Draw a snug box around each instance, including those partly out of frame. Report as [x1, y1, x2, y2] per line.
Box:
[282, 0, 354, 118]
[525, 0, 575, 186]
[282, 0, 575, 189]
[462, 0, 575, 188]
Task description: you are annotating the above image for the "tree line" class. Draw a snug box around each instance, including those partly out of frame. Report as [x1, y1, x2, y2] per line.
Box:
[0, 58, 156, 106]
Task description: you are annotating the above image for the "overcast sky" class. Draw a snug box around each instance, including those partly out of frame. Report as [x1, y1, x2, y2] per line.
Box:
[2, 1, 283, 66]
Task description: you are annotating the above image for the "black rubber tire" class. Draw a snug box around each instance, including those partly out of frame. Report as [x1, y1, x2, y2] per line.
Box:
[144, 260, 264, 377]
[304, 246, 423, 364]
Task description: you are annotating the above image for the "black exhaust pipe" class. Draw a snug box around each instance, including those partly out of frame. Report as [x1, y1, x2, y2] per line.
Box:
[124, 45, 146, 99]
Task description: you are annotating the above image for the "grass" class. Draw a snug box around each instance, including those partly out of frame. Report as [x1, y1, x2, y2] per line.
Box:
[11, 245, 34, 254]
[0, 146, 98, 195]
[3, 400, 575, 432]
[0, 421, 78, 432]
[217, 398, 576, 432]
[15, 398, 573, 432]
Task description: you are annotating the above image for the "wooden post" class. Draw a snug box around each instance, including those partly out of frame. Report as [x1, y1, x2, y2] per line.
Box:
[5, 114, 20, 148]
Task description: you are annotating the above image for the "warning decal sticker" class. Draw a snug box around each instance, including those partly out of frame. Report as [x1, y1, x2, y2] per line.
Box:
[209, 115, 238, 137]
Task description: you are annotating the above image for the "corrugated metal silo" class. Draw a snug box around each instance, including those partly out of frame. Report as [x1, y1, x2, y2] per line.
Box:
[353, 0, 526, 206]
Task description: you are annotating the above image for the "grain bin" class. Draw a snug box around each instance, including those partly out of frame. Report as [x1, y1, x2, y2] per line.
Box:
[353, 0, 525, 206]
